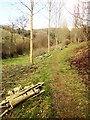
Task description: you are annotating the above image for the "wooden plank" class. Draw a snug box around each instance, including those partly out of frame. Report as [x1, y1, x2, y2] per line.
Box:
[6, 82, 44, 101]
[0, 89, 45, 117]
[30, 90, 45, 99]
[9, 90, 36, 108]
[9, 88, 43, 107]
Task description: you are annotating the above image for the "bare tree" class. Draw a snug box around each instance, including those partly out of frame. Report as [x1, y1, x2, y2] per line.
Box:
[8, 20, 16, 57]
[30, 0, 34, 64]
[47, 0, 56, 54]
[73, 0, 80, 43]
[18, 0, 34, 64]
[53, 0, 64, 49]
[47, 0, 52, 54]
[82, 1, 89, 41]
[16, 15, 29, 45]
[73, 0, 89, 41]
[38, 0, 55, 54]
[64, 0, 89, 42]
[18, 0, 46, 64]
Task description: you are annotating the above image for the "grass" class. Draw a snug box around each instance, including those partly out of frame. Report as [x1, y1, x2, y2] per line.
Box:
[49, 42, 88, 118]
[2, 55, 29, 65]
[2, 47, 48, 65]
[2, 42, 89, 118]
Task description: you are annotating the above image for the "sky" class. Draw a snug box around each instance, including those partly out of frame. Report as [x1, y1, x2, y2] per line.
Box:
[0, 0, 89, 29]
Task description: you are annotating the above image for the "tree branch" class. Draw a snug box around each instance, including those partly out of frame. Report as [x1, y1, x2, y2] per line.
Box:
[19, 0, 31, 12]
[64, 6, 90, 22]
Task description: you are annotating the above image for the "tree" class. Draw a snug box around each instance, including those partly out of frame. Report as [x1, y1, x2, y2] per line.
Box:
[43, 0, 55, 54]
[70, 27, 83, 43]
[53, 0, 64, 49]
[58, 27, 70, 44]
[8, 21, 16, 57]
[29, 0, 34, 64]
[18, 0, 46, 64]
[64, 0, 89, 42]
[1, 22, 16, 58]
[16, 15, 29, 42]
[47, 0, 52, 54]
[39, 0, 55, 53]
[18, 0, 34, 64]
[73, 0, 89, 41]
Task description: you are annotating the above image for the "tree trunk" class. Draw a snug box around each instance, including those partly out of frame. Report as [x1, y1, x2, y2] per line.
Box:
[30, 0, 34, 64]
[10, 31, 13, 57]
[55, 29, 58, 49]
[55, 37, 58, 49]
[78, 38, 80, 43]
[74, 34, 77, 43]
[48, 2, 51, 54]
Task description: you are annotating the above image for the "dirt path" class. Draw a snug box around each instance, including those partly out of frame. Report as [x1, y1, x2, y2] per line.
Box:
[50, 51, 88, 118]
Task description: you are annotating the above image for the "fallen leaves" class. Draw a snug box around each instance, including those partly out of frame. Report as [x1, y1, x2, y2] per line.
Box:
[69, 45, 89, 87]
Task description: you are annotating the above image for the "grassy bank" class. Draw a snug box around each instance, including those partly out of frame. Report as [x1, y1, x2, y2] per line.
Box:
[2, 42, 89, 118]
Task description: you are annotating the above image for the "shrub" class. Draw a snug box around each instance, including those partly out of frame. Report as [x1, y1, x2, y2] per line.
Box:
[2, 42, 16, 59]
[64, 39, 71, 46]
[33, 32, 48, 49]
[33, 48, 47, 57]
[16, 42, 25, 55]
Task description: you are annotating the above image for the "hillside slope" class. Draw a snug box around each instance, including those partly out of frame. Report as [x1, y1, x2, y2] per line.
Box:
[69, 42, 89, 87]
[2, 42, 89, 118]
[0, 28, 24, 43]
